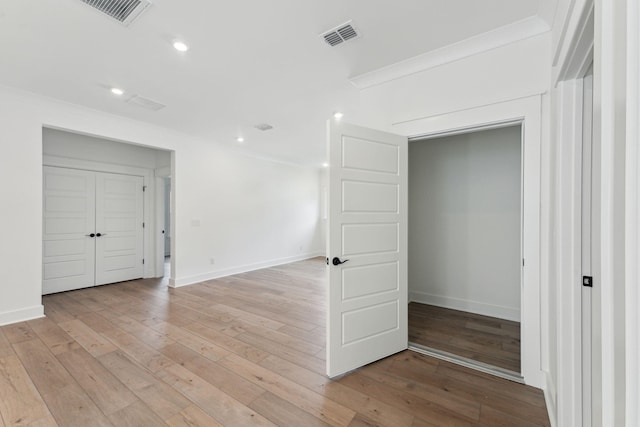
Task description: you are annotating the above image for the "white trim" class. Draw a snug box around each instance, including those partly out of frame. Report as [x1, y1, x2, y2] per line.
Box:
[554, 78, 585, 427]
[0, 305, 44, 326]
[409, 291, 520, 322]
[169, 253, 324, 288]
[551, 1, 595, 425]
[155, 166, 171, 177]
[626, 0, 640, 424]
[393, 95, 543, 388]
[544, 370, 559, 427]
[42, 154, 157, 279]
[596, 0, 628, 424]
[350, 16, 549, 89]
[409, 344, 524, 383]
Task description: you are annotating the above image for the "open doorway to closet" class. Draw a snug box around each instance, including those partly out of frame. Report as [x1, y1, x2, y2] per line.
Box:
[42, 127, 173, 294]
[408, 124, 522, 377]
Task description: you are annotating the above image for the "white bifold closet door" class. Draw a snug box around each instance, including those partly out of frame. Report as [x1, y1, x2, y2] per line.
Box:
[43, 166, 144, 294]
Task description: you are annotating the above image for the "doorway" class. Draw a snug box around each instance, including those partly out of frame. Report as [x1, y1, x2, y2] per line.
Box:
[407, 124, 523, 377]
[42, 127, 172, 294]
[326, 96, 543, 387]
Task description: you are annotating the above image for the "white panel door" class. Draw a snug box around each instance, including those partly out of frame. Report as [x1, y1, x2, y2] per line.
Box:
[43, 167, 96, 294]
[95, 172, 144, 285]
[327, 120, 408, 378]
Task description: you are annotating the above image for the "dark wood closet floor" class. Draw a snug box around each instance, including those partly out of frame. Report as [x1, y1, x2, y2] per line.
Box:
[408, 302, 521, 373]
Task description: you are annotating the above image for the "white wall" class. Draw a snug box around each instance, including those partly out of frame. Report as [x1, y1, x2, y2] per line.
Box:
[408, 126, 522, 321]
[0, 84, 323, 325]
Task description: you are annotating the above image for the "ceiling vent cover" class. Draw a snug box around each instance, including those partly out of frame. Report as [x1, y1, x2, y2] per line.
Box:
[81, 0, 152, 26]
[321, 21, 360, 47]
[126, 95, 165, 111]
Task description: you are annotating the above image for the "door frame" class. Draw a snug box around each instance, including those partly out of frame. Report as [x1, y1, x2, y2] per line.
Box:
[154, 166, 171, 278]
[393, 95, 543, 388]
[552, 2, 595, 425]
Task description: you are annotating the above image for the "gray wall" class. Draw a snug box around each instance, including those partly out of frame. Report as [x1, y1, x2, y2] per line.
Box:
[408, 125, 522, 321]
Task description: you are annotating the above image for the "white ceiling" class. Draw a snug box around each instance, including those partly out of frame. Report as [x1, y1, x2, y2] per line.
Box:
[0, 0, 555, 166]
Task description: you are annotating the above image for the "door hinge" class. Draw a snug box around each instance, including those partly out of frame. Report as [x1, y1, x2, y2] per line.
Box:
[143, 185, 147, 192]
[142, 259, 145, 265]
[583, 276, 593, 287]
[522, 258, 525, 267]
[142, 222, 145, 228]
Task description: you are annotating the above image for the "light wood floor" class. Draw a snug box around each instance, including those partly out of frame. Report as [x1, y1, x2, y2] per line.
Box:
[0, 258, 548, 426]
[409, 302, 521, 373]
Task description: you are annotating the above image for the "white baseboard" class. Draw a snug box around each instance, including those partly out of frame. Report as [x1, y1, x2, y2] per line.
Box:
[0, 305, 45, 326]
[169, 252, 325, 288]
[543, 370, 557, 427]
[409, 291, 520, 322]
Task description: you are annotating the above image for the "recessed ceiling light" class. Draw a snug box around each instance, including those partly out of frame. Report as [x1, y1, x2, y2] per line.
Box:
[236, 137, 245, 143]
[111, 87, 124, 96]
[173, 41, 189, 52]
[333, 112, 344, 120]
[322, 162, 329, 168]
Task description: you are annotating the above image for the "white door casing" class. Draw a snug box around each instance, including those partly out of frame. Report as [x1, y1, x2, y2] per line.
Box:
[326, 120, 408, 378]
[95, 172, 144, 285]
[43, 167, 96, 294]
[581, 64, 594, 427]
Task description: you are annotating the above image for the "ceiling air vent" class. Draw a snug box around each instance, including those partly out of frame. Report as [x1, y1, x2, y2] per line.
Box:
[81, 0, 152, 26]
[126, 95, 165, 111]
[254, 123, 274, 131]
[321, 21, 360, 47]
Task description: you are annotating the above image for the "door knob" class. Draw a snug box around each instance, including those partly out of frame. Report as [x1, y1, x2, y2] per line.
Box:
[85, 233, 96, 238]
[332, 257, 349, 266]
[96, 233, 107, 237]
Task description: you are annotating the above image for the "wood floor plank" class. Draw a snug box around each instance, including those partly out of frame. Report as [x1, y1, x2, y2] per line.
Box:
[0, 329, 13, 359]
[98, 350, 191, 421]
[219, 353, 356, 427]
[99, 327, 175, 373]
[166, 405, 224, 427]
[0, 355, 53, 426]
[157, 363, 276, 427]
[12, 339, 113, 427]
[147, 320, 230, 362]
[159, 342, 266, 405]
[56, 347, 139, 415]
[338, 370, 476, 427]
[184, 321, 270, 363]
[2, 322, 37, 344]
[58, 318, 117, 357]
[235, 331, 326, 374]
[249, 391, 332, 427]
[258, 354, 414, 427]
[107, 400, 167, 427]
[28, 317, 81, 355]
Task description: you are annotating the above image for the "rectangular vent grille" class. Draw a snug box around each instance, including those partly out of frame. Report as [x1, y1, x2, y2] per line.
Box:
[81, 0, 151, 25]
[321, 21, 360, 47]
[126, 95, 165, 111]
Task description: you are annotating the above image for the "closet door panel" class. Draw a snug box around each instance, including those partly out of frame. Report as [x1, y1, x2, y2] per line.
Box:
[43, 167, 96, 294]
[95, 172, 144, 286]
